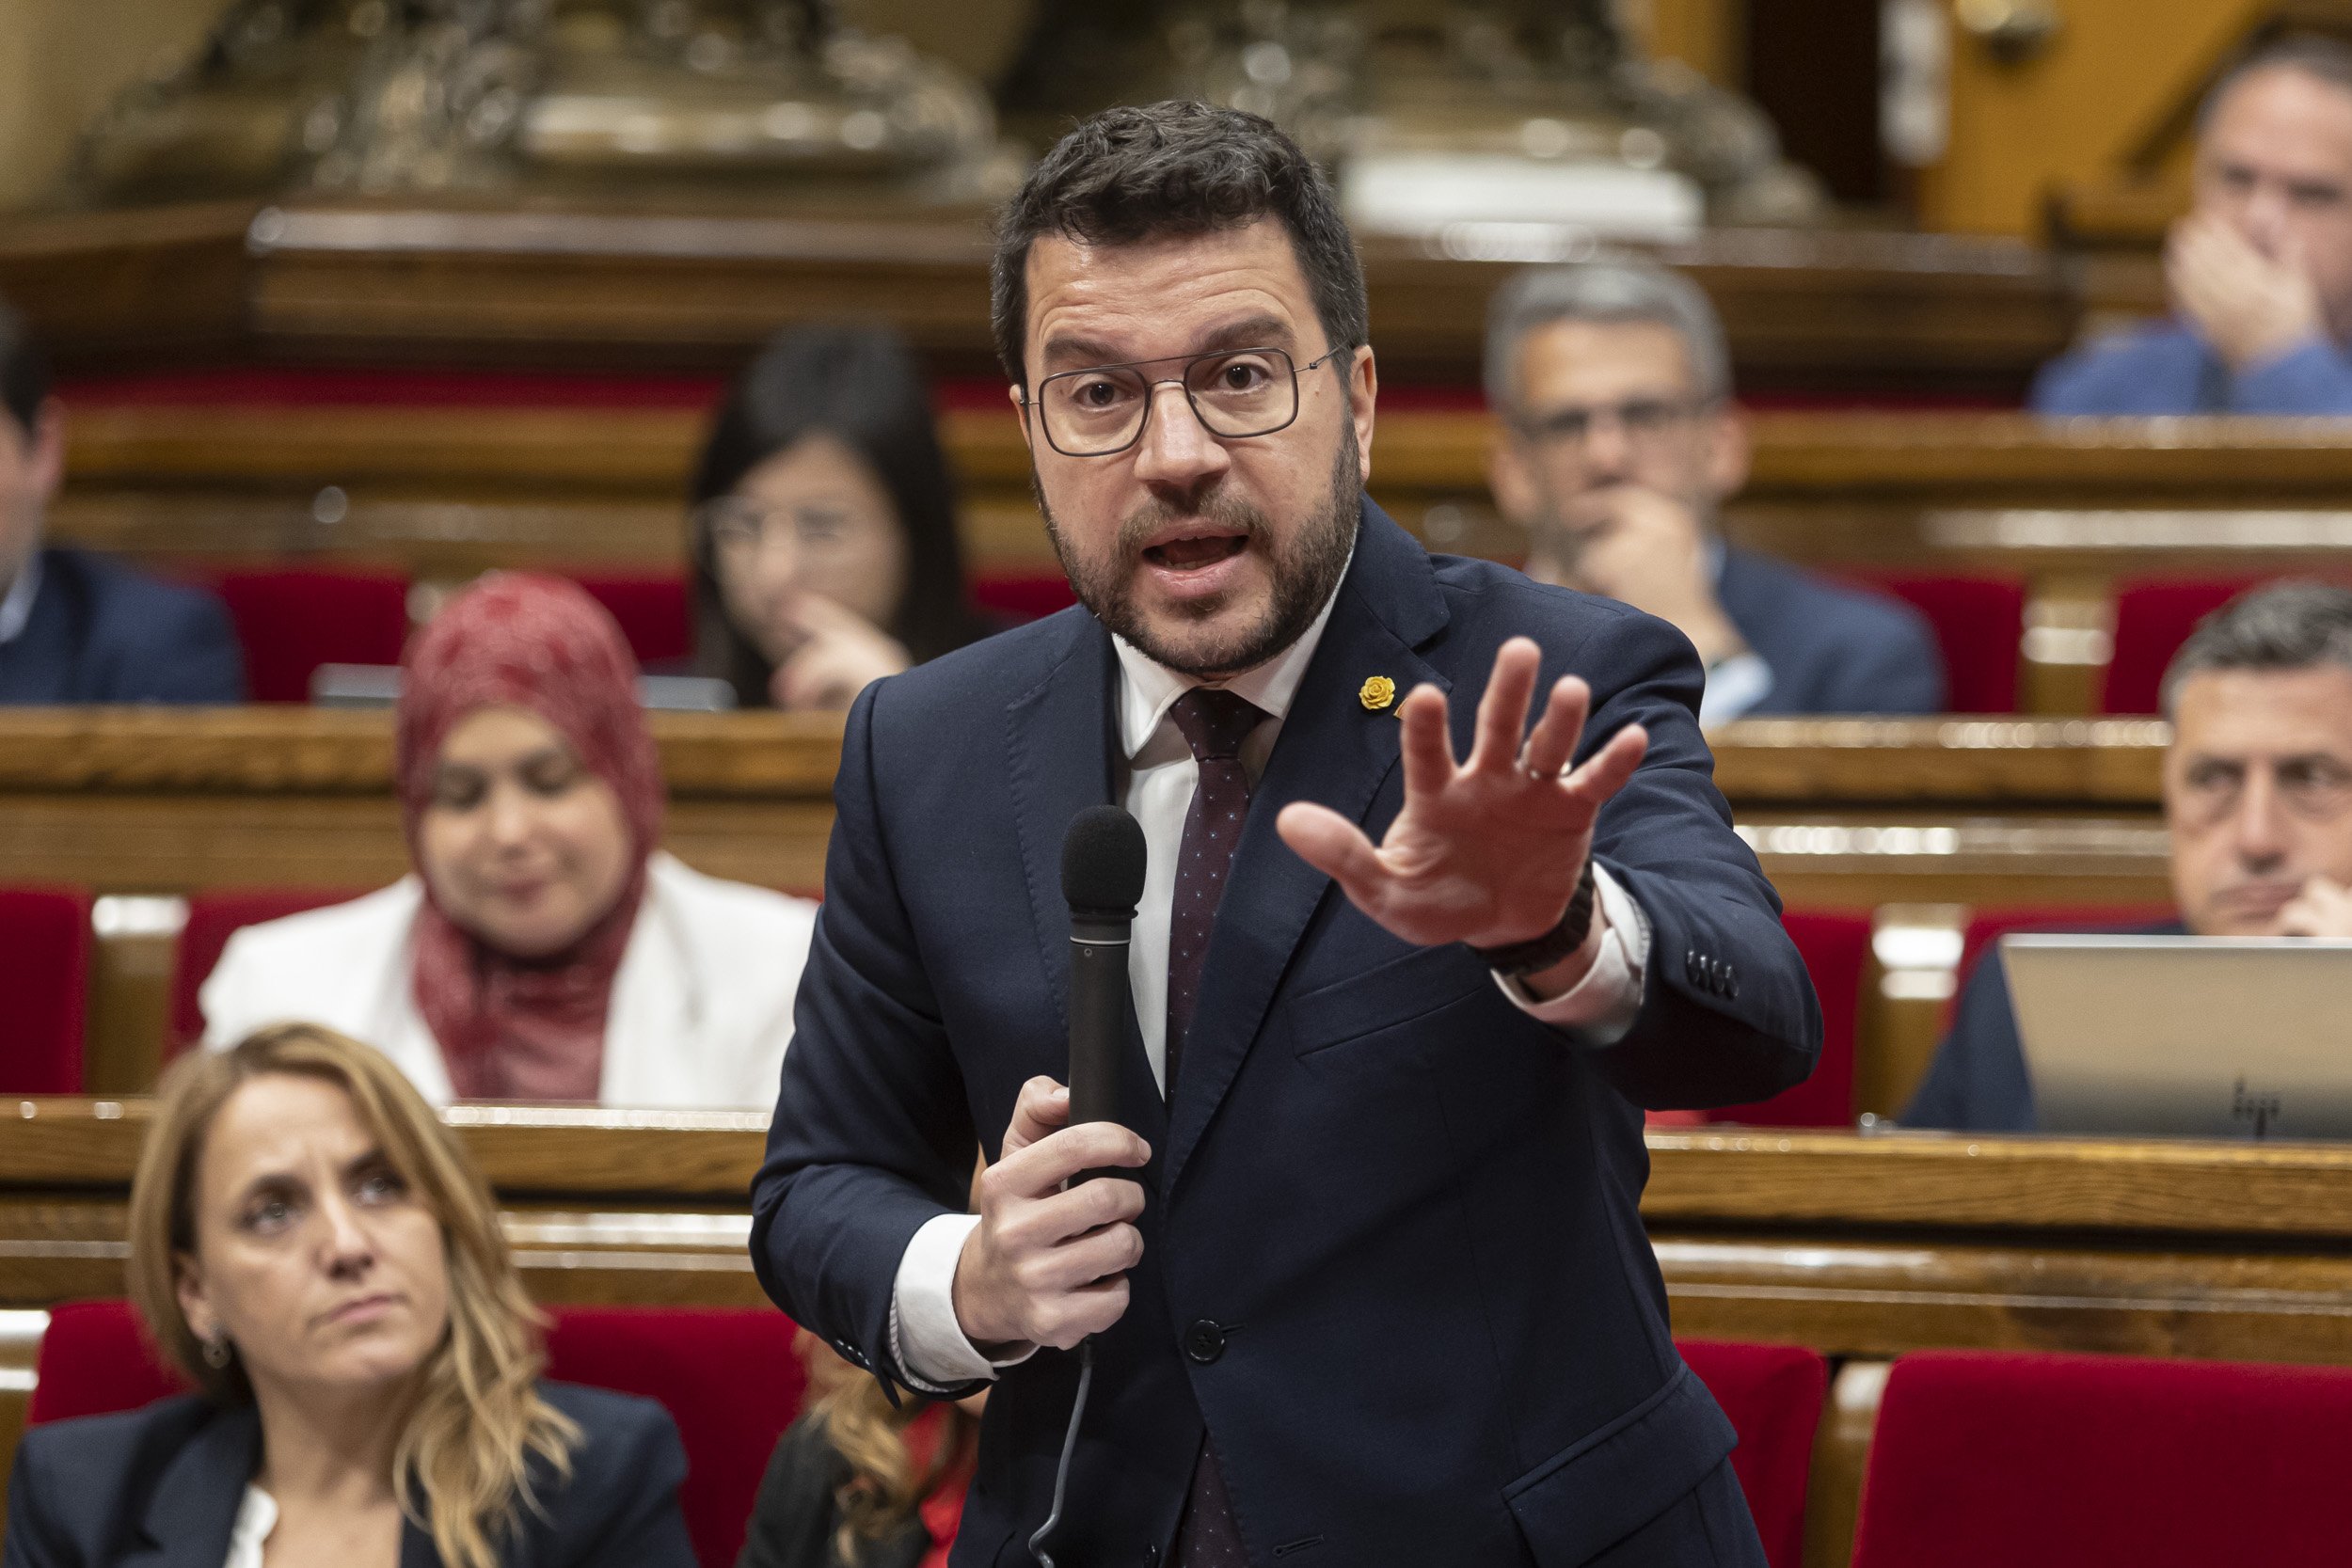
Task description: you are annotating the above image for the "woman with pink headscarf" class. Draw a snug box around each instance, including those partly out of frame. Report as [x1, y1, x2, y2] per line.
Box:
[199, 575, 816, 1106]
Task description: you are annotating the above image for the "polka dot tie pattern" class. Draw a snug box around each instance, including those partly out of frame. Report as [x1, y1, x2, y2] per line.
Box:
[1163, 688, 1264, 1567]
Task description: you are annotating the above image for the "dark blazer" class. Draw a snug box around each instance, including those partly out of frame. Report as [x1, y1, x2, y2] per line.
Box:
[1714, 546, 1944, 717]
[751, 502, 1820, 1568]
[1, 1381, 694, 1568]
[1902, 920, 2188, 1132]
[735, 1417, 927, 1568]
[0, 548, 245, 705]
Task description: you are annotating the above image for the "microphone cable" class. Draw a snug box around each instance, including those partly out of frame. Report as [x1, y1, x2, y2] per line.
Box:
[1026, 1338, 1095, 1568]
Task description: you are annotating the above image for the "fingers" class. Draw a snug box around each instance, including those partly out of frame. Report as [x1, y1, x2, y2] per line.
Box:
[1396, 682, 1456, 800]
[1470, 638, 1542, 772]
[1518, 674, 1593, 781]
[1001, 1077, 1069, 1159]
[1561, 723, 1650, 815]
[1276, 800, 1391, 902]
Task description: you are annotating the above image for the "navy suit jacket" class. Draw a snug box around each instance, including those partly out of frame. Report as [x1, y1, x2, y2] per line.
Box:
[751, 503, 1820, 1568]
[0, 549, 244, 705]
[1, 1383, 693, 1568]
[1714, 546, 1944, 717]
[1903, 920, 2188, 1132]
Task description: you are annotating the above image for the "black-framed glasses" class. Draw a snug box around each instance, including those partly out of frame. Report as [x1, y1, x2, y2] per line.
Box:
[1514, 396, 1713, 451]
[1021, 344, 1349, 457]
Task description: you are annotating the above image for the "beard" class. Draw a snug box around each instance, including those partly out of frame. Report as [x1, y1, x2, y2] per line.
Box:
[1039, 420, 1361, 679]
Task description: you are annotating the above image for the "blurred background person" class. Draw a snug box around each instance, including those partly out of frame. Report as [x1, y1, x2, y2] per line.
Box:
[0, 300, 243, 705]
[1486, 257, 1945, 722]
[2, 1022, 694, 1567]
[690, 323, 991, 711]
[200, 574, 815, 1106]
[2035, 37, 2352, 416]
[734, 1333, 979, 1568]
[1909, 580, 2352, 1131]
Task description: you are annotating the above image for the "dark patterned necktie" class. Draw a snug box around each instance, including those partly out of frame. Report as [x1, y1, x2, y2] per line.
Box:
[1163, 687, 1264, 1568]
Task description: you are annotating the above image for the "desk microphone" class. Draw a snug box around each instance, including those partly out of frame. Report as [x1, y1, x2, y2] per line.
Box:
[1033, 804, 1147, 1568]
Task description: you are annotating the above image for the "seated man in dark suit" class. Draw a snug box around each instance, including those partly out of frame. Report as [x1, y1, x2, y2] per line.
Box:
[1486, 257, 1944, 722]
[1908, 580, 2352, 1131]
[2033, 36, 2352, 417]
[0, 304, 244, 704]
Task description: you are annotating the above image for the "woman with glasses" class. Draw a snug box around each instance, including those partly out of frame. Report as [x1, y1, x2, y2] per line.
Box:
[690, 325, 989, 711]
[199, 574, 815, 1108]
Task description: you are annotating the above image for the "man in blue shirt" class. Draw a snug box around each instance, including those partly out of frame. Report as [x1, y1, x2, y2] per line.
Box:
[0, 304, 244, 704]
[2035, 37, 2352, 416]
[1486, 258, 1946, 721]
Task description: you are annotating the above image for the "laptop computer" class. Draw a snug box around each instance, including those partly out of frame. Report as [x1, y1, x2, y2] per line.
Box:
[2003, 933, 2352, 1140]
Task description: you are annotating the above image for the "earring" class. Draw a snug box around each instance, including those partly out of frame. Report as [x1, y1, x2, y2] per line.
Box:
[201, 1336, 231, 1370]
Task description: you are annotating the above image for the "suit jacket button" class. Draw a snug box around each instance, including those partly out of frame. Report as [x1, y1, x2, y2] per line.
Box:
[1184, 1320, 1227, 1364]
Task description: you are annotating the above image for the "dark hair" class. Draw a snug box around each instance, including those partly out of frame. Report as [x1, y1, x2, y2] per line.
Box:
[2201, 34, 2352, 132]
[989, 101, 1368, 389]
[2160, 579, 2352, 718]
[0, 299, 50, 439]
[688, 323, 984, 706]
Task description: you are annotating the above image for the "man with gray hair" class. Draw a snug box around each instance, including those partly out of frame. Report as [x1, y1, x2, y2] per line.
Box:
[1486, 255, 1943, 721]
[2035, 35, 2352, 415]
[1909, 579, 2352, 1130]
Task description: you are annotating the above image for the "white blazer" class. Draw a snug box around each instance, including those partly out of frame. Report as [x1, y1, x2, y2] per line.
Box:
[199, 852, 818, 1109]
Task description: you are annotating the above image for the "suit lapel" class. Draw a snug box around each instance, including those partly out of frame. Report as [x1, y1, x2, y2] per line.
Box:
[1162, 505, 1450, 1194]
[128, 1403, 259, 1568]
[1004, 612, 1170, 1149]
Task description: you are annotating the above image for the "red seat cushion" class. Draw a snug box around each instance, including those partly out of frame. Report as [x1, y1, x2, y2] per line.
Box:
[168, 889, 365, 1057]
[0, 887, 91, 1094]
[569, 573, 691, 668]
[1841, 572, 2026, 714]
[1707, 911, 1869, 1128]
[972, 573, 1078, 623]
[1851, 1349, 2352, 1567]
[30, 1302, 808, 1568]
[214, 570, 412, 704]
[1677, 1340, 1827, 1568]
[2099, 575, 2270, 715]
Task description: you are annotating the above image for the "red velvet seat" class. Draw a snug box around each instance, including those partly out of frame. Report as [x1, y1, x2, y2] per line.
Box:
[2099, 575, 2270, 715]
[167, 888, 370, 1056]
[569, 572, 693, 668]
[1705, 911, 1869, 1128]
[0, 887, 92, 1093]
[972, 572, 1078, 623]
[1840, 572, 2026, 714]
[1676, 1340, 1827, 1568]
[214, 570, 413, 704]
[29, 1301, 808, 1568]
[1851, 1349, 2352, 1567]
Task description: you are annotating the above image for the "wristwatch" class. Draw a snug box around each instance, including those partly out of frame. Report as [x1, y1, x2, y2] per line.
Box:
[1471, 859, 1598, 978]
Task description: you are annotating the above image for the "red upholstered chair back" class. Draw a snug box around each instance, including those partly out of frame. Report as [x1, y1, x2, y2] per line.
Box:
[0, 887, 92, 1094]
[167, 889, 364, 1057]
[29, 1302, 809, 1568]
[1851, 1349, 2352, 1567]
[1839, 572, 2026, 714]
[972, 572, 1078, 623]
[1676, 1340, 1827, 1568]
[2100, 575, 2276, 715]
[215, 570, 413, 704]
[1705, 911, 1869, 1128]
[569, 573, 693, 668]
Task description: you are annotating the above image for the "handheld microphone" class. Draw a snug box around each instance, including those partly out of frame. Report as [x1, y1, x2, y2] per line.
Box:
[1060, 803, 1148, 1136]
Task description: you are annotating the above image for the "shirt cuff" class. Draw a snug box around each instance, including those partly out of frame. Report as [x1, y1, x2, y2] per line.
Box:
[888, 1212, 1037, 1390]
[1492, 864, 1650, 1043]
[1697, 651, 1773, 729]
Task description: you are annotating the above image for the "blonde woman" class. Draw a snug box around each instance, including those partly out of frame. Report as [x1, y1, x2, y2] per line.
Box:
[1, 1023, 695, 1568]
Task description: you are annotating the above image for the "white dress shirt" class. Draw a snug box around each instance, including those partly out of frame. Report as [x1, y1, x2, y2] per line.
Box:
[0, 550, 41, 646]
[223, 1486, 275, 1568]
[887, 589, 1654, 1388]
[1695, 539, 1772, 728]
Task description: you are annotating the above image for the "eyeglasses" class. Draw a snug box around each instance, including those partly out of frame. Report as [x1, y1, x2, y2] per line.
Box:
[1513, 396, 1713, 451]
[696, 497, 857, 558]
[1021, 344, 1349, 457]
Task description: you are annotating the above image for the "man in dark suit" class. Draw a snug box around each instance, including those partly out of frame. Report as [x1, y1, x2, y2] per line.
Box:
[1485, 259, 1943, 721]
[1908, 580, 2352, 1131]
[0, 305, 244, 705]
[752, 103, 1820, 1567]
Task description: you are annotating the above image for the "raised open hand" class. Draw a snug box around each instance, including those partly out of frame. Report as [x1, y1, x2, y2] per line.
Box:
[1276, 637, 1647, 962]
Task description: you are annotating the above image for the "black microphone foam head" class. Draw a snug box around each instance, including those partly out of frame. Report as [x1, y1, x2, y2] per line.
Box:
[1062, 804, 1148, 919]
